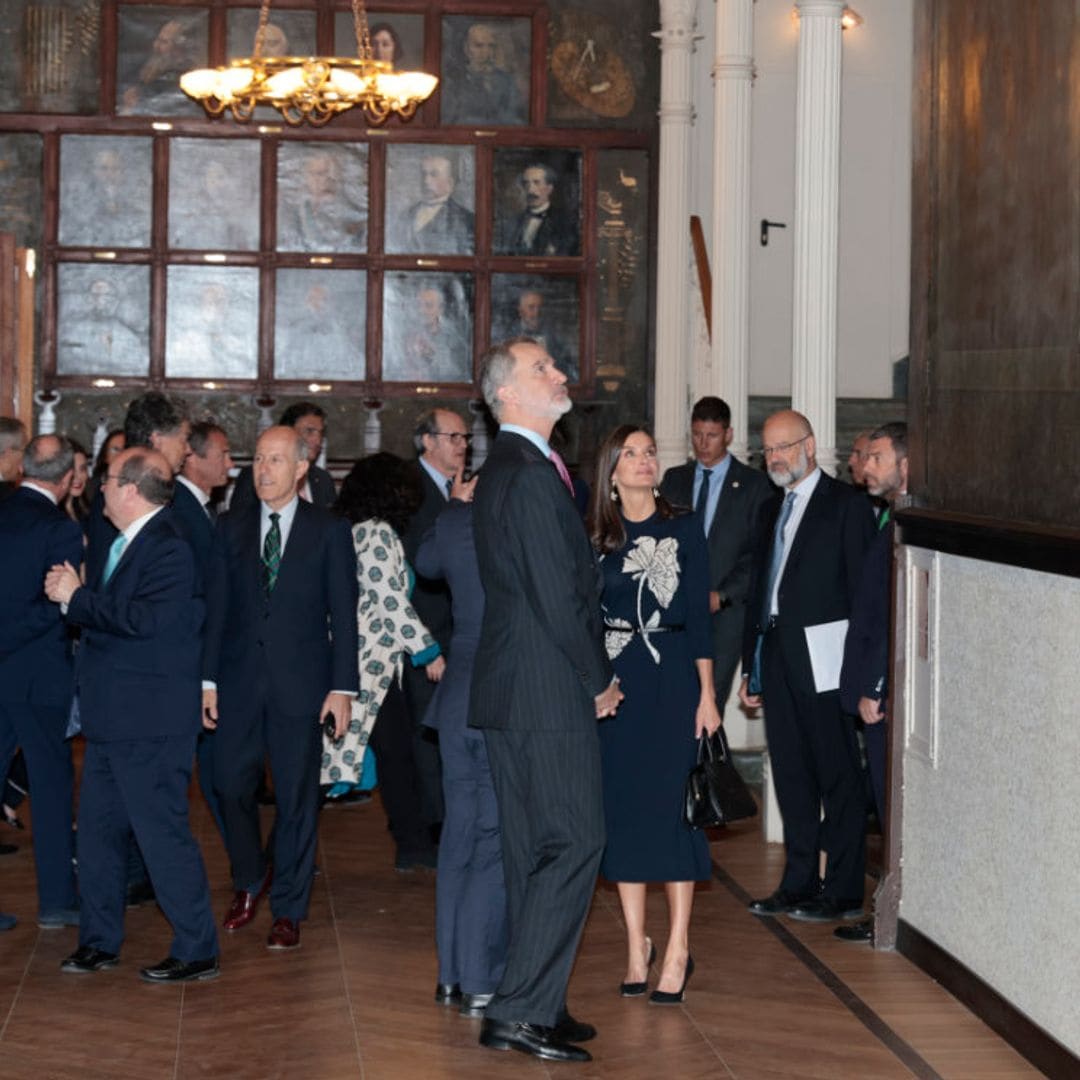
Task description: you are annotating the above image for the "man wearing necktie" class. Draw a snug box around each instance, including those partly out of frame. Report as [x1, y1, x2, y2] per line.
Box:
[45, 448, 218, 982]
[201, 426, 357, 952]
[501, 164, 580, 257]
[739, 410, 875, 924]
[469, 337, 622, 1063]
[836, 422, 908, 943]
[660, 396, 777, 718]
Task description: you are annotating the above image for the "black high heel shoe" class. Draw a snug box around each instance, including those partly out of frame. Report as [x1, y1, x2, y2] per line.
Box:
[648, 954, 694, 1005]
[619, 940, 657, 997]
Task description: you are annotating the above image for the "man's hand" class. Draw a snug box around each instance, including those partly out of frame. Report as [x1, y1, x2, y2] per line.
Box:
[321, 691, 352, 740]
[425, 655, 446, 682]
[858, 696, 885, 725]
[708, 590, 722, 615]
[44, 561, 81, 605]
[202, 688, 218, 731]
[450, 471, 478, 502]
[594, 678, 624, 718]
[738, 677, 762, 711]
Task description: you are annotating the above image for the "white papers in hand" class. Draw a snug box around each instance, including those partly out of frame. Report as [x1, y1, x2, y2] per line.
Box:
[804, 619, 849, 693]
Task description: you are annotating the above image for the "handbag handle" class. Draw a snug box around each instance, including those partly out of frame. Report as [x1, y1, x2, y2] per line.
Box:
[696, 727, 730, 765]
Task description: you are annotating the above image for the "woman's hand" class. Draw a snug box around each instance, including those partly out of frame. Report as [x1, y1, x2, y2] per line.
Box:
[426, 655, 446, 682]
[695, 694, 722, 738]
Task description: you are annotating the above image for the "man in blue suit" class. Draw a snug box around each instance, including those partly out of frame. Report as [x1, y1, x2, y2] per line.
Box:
[0, 435, 83, 929]
[46, 448, 219, 982]
[202, 425, 357, 951]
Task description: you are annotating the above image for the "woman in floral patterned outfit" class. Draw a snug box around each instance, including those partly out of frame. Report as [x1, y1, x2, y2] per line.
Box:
[325, 453, 445, 868]
[589, 426, 722, 1005]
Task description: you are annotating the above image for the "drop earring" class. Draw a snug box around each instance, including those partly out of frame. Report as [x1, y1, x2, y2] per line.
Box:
[610, 486, 619, 502]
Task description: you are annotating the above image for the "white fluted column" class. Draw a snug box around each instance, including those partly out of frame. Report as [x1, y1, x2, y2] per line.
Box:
[709, 0, 755, 461]
[653, 0, 699, 475]
[791, 0, 843, 474]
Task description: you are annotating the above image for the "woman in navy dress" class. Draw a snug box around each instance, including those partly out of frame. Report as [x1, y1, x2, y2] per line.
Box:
[589, 425, 721, 1004]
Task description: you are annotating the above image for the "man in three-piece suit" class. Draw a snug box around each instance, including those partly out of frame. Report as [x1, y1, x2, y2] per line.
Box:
[836, 422, 907, 944]
[470, 338, 622, 1063]
[0, 436, 83, 929]
[740, 410, 876, 924]
[46, 448, 219, 982]
[660, 396, 778, 716]
[202, 426, 357, 951]
[499, 164, 579, 257]
[400, 153, 475, 254]
[176, 421, 234, 842]
[230, 402, 336, 513]
[415, 495, 507, 1018]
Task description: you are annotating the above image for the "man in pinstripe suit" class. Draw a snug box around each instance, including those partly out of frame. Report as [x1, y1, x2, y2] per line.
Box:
[470, 338, 623, 1063]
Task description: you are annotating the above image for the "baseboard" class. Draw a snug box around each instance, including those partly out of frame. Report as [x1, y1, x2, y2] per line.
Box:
[896, 920, 1078, 1079]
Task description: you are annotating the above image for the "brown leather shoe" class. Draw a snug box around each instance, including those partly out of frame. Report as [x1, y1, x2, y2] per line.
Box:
[222, 870, 272, 931]
[266, 916, 300, 950]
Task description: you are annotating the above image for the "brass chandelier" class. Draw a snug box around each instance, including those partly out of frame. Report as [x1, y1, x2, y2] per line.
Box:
[180, 0, 438, 127]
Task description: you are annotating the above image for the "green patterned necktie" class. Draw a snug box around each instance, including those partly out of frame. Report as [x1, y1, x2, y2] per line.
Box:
[262, 512, 281, 595]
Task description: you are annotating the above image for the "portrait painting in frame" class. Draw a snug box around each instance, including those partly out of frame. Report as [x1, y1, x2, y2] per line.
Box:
[382, 271, 473, 384]
[58, 135, 152, 249]
[274, 268, 366, 381]
[56, 263, 150, 377]
[165, 265, 259, 380]
[277, 142, 368, 254]
[440, 16, 530, 127]
[493, 148, 582, 257]
[492, 274, 581, 382]
[385, 144, 475, 256]
[116, 6, 207, 117]
[335, 11, 424, 70]
[168, 138, 261, 252]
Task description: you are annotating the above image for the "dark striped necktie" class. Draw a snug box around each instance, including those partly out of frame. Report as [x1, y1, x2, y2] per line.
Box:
[262, 512, 281, 595]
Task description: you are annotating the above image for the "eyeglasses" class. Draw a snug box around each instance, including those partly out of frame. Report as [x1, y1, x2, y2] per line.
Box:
[433, 432, 472, 445]
[761, 434, 810, 457]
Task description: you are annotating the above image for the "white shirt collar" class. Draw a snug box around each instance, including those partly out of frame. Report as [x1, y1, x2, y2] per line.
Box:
[21, 480, 58, 505]
[176, 473, 210, 508]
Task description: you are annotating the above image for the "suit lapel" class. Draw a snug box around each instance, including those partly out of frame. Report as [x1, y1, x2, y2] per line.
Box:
[273, 500, 314, 599]
[781, 473, 833, 582]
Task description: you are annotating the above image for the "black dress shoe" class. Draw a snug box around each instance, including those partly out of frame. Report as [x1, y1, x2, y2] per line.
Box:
[61, 946, 119, 974]
[139, 956, 220, 983]
[620, 939, 657, 996]
[747, 888, 806, 917]
[788, 896, 864, 923]
[434, 982, 462, 1006]
[834, 918, 873, 942]
[125, 879, 156, 909]
[649, 955, 694, 1005]
[479, 1018, 591, 1062]
[0, 841, 17, 855]
[553, 1011, 596, 1043]
[459, 992, 494, 1018]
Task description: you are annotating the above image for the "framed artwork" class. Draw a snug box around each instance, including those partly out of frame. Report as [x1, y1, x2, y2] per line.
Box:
[56, 263, 149, 376]
[492, 274, 580, 382]
[276, 142, 368, 254]
[274, 269, 366, 381]
[382, 272, 473, 384]
[385, 145, 475, 256]
[334, 11, 423, 69]
[116, 6, 207, 117]
[440, 16, 530, 127]
[0, 0, 100, 115]
[546, 0, 660, 131]
[165, 266, 259, 380]
[493, 148, 582, 257]
[0, 134, 43, 249]
[58, 135, 152, 249]
[227, 8, 316, 61]
[168, 138, 260, 251]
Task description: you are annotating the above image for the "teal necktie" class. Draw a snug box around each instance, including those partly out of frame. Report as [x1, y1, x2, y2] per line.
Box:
[262, 512, 282, 595]
[102, 533, 127, 585]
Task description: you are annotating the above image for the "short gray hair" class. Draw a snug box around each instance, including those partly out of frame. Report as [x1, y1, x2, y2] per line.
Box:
[22, 435, 74, 482]
[479, 337, 535, 420]
[0, 416, 26, 454]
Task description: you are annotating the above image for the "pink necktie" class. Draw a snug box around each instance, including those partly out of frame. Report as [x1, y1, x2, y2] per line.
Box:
[548, 448, 575, 496]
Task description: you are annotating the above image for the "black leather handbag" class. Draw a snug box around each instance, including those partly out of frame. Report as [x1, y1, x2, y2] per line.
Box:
[683, 727, 758, 829]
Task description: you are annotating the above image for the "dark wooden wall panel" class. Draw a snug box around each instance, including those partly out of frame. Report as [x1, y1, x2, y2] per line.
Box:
[911, 0, 1080, 531]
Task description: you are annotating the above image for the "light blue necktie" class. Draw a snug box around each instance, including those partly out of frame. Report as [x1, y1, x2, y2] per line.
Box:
[102, 533, 127, 585]
[762, 492, 796, 623]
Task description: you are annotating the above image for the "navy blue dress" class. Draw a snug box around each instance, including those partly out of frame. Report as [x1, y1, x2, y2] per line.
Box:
[598, 510, 713, 882]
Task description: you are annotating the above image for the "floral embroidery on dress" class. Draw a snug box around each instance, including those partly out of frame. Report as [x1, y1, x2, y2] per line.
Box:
[604, 535, 681, 664]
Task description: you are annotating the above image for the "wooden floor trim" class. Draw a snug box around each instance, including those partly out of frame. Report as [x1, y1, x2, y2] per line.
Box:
[896, 919, 1079, 1080]
[713, 863, 944, 1080]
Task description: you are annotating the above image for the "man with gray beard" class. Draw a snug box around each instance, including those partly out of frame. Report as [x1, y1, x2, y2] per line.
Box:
[739, 410, 875, 924]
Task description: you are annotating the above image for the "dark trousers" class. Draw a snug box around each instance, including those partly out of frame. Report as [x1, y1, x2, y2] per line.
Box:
[369, 680, 433, 857]
[0, 702, 77, 914]
[402, 663, 445, 828]
[78, 735, 217, 961]
[483, 727, 604, 1028]
[436, 730, 507, 993]
[762, 627, 866, 901]
[213, 693, 321, 920]
[195, 728, 227, 842]
[864, 719, 887, 825]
